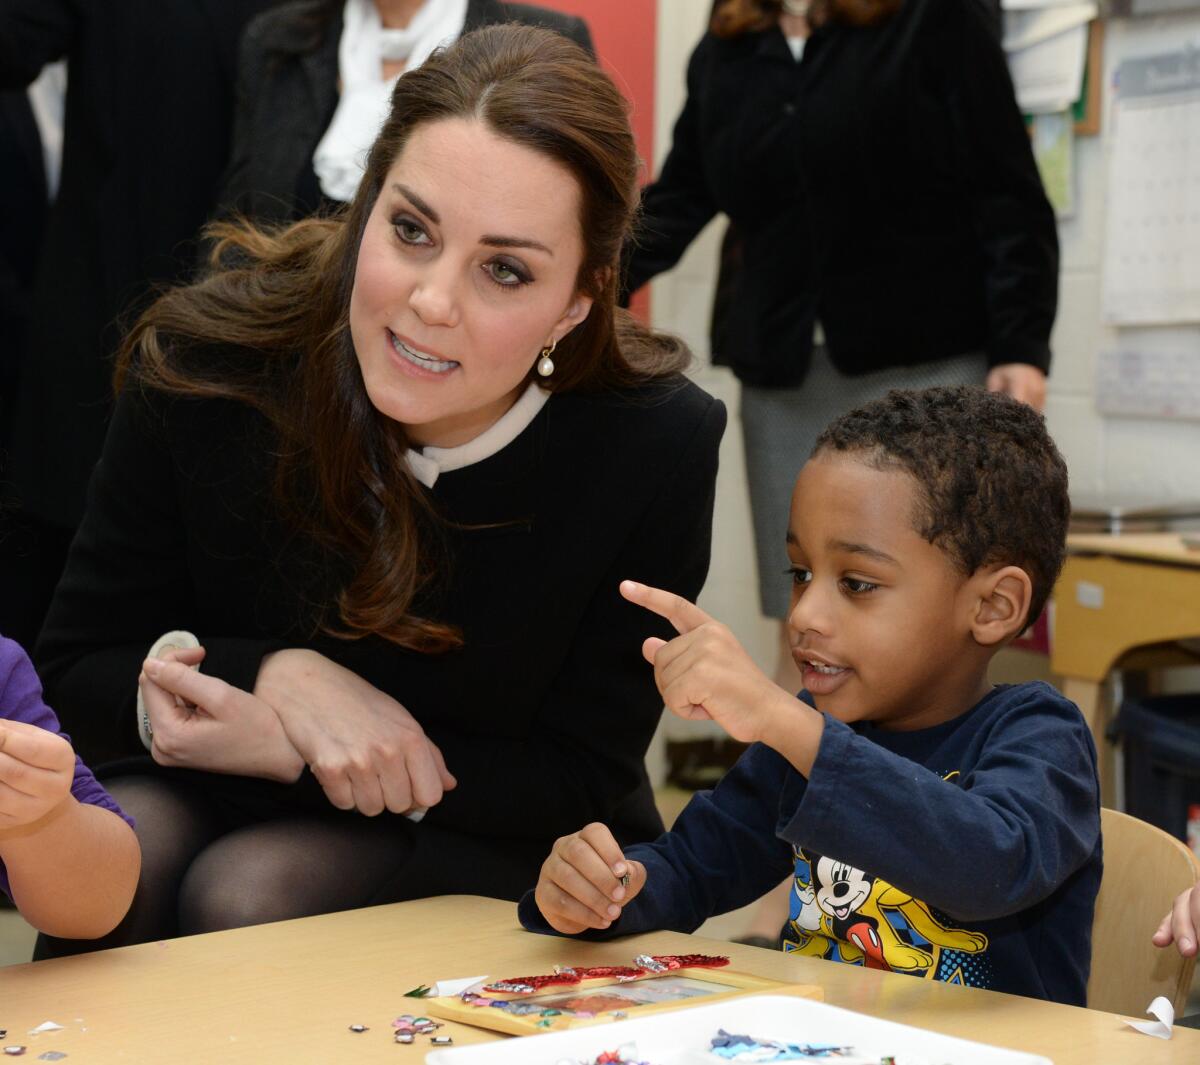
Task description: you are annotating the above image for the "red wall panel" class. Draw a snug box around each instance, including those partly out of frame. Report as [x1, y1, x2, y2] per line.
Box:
[530, 0, 657, 318]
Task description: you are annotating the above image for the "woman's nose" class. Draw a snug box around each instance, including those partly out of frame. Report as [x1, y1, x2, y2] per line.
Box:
[408, 262, 460, 328]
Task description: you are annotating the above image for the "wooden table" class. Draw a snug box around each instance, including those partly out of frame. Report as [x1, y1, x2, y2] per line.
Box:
[1, 895, 1196, 1063]
[1052, 533, 1200, 803]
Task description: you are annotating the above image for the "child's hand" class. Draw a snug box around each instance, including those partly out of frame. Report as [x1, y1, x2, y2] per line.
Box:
[534, 822, 646, 935]
[0, 720, 75, 829]
[620, 580, 796, 745]
[1153, 886, 1200, 957]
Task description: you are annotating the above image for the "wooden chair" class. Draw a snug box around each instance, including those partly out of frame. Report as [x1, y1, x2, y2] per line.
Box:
[1087, 807, 1200, 1016]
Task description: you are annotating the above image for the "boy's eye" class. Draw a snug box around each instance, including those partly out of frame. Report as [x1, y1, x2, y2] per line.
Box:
[842, 577, 878, 594]
[784, 566, 812, 587]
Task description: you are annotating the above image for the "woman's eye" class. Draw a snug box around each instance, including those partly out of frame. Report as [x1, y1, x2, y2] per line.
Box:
[842, 578, 878, 594]
[785, 566, 812, 587]
[486, 260, 529, 287]
[394, 218, 430, 245]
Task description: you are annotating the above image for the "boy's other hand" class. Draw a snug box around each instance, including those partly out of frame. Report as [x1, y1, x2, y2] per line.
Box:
[620, 580, 795, 745]
[534, 822, 646, 935]
[0, 720, 75, 829]
[1153, 886, 1200, 957]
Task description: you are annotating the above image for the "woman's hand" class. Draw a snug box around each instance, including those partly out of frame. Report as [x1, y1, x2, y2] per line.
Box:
[534, 822, 646, 934]
[1153, 886, 1200, 957]
[139, 652, 306, 783]
[253, 649, 456, 817]
[986, 363, 1047, 412]
[0, 720, 74, 830]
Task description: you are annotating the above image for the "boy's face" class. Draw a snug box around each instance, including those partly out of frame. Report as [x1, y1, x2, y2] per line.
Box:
[785, 451, 990, 731]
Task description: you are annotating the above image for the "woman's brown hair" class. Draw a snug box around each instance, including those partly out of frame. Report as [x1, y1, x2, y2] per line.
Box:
[116, 24, 689, 652]
[711, 0, 902, 37]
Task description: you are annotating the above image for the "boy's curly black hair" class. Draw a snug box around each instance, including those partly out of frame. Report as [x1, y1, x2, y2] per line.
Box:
[813, 386, 1069, 627]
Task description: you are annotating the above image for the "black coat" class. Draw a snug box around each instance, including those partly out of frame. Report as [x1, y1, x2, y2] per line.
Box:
[0, 89, 46, 451]
[627, 0, 1058, 387]
[0, 0, 284, 528]
[36, 363, 725, 861]
[218, 0, 594, 223]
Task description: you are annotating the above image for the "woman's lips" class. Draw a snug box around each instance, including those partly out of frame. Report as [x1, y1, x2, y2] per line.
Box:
[388, 330, 460, 376]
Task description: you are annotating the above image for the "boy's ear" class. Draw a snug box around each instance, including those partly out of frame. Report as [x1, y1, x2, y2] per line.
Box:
[969, 565, 1034, 647]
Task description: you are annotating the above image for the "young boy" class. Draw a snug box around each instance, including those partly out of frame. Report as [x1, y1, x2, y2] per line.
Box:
[0, 635, 141, 938]
[522, 387, 1102, 1006]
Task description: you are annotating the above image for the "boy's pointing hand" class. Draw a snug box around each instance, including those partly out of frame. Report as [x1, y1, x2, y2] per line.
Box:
[620, 580, 795, 745]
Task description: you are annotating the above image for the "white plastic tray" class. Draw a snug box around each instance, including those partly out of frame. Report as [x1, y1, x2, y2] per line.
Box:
[425, 994, 1053, 1065]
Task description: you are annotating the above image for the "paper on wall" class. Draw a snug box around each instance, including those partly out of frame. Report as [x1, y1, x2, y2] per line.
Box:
[1101, 49, 1200, 324]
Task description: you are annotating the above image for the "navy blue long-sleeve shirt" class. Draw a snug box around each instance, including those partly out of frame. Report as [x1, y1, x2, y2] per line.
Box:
[521, 682, 1102, 1005]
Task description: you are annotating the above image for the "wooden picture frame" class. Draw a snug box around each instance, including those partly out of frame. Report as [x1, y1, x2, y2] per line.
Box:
[424, 967, 813, 1037]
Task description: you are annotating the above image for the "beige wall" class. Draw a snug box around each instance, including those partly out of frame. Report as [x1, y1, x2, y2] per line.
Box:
[646, 7, 1200, 751]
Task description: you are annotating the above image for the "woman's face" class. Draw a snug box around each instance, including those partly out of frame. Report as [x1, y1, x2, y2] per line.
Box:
[349, 116, 593, 448]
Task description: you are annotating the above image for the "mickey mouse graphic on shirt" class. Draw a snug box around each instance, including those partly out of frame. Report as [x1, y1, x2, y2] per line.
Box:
[783, 846, 990, 984]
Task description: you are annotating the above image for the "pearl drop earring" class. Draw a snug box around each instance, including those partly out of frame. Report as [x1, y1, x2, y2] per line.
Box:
[537, 340, 557, 378]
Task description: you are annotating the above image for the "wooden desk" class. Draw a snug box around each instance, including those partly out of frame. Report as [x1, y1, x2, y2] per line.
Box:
[1, 896, 1196, 1063]
[1052, 533, 1200, 802]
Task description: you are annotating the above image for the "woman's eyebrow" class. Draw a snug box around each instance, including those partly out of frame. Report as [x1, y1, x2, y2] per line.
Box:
[390, 182, 552, 256]
[392, 182, 439, 223]
[479, 234, 553, 255]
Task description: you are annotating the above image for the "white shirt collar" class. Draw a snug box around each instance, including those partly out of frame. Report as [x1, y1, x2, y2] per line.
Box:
[405, 382, 551, 489]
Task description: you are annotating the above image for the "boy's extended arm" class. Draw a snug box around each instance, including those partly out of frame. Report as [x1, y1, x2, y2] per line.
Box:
[1, 796, 140, 939]
[520, 744, 795, 938]
[780, 688, 1100, 921]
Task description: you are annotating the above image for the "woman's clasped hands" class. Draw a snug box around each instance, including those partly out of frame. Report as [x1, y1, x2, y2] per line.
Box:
[138, 646, 455, 816]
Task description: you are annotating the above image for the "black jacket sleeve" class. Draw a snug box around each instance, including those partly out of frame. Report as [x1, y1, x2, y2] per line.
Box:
[947, 0, 1058, 371]
[425, 397, 727, 840]
[35, 384, 282, 762]
[624, 36, 721, 298]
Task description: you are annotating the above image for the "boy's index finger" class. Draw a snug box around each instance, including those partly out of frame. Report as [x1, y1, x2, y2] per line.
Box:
[619, 580, 711, 634]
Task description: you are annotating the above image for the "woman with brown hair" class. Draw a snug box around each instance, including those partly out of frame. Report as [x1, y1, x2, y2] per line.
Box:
[626, 0, 1055, 943]
[33, 23, 725, 953]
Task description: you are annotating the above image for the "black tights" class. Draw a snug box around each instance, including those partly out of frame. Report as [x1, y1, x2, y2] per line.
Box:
[35, 776, 417, 959]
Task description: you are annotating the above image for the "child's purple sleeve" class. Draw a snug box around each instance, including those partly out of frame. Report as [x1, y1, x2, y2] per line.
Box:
[0, 635, 134, 834]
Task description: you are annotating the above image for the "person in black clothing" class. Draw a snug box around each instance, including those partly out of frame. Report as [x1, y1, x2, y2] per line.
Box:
[34, 25, 725, 955]
[626, 0, 1058, 691]
[0, 0, 285, 646]
[218, 0, 593, 225]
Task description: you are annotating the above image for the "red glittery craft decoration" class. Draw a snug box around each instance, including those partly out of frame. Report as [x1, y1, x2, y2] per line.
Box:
[481, 954, 729, 995]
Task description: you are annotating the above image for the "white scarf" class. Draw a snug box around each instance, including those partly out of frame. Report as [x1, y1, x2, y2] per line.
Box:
[313, 0, 468, 203]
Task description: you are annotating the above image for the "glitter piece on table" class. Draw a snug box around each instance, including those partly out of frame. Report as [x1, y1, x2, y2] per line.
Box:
[37, 1055, 68, 1062]
[394, 1032, 414, 1044]
[2, 1049, 25, 1058]
[347, 1024, 369, 1033]
[430, 1035, 453, 1045]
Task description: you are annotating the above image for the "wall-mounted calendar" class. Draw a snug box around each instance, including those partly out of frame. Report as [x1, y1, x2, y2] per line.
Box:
[1101, 48, 1200, 325]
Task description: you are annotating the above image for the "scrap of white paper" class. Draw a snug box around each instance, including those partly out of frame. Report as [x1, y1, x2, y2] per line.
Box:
[27, 1022, 65, 1034]
[432, 975, 489, 997]
[1004, 2, 1096, 51]
[1005, 22, 1089, 113]
[1124, 995, 1174, 1039]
